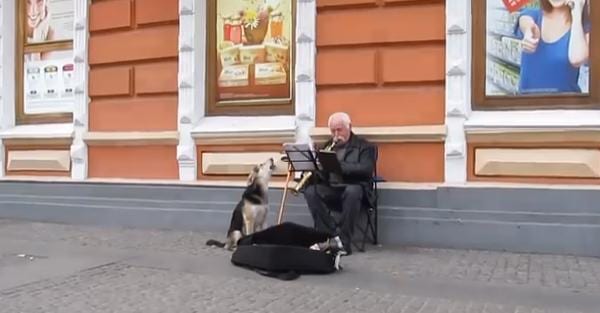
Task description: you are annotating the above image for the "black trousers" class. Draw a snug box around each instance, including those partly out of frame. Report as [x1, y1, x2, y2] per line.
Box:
[303, 183, 363, 252]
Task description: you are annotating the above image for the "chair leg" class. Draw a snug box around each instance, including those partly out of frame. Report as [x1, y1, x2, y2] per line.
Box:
[353, 208, 374, 253]
[360, 220, 368, 252]
[372, 208, 378, 245]
[366, 212, 375, 245]
[353, 219, 367, 253]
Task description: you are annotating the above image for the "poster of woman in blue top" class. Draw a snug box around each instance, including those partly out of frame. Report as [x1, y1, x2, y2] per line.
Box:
[485, 0, 591, 96]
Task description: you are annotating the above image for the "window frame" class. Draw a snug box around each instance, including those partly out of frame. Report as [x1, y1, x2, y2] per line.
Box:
[204, 0, 296, 117]
[15, 0, 74, 125]
[471, 0, 600, 110]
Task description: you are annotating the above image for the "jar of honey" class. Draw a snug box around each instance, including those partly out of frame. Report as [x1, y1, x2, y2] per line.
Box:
[229, 16, 243, 44]
[269, 11, 283, 38]
[223, 15, 232, 41]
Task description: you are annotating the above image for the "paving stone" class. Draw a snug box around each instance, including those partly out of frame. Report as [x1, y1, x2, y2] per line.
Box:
[0, 219, 596, 313]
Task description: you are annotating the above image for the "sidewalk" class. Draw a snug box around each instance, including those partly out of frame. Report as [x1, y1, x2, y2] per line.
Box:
[0, 219, 598, 312]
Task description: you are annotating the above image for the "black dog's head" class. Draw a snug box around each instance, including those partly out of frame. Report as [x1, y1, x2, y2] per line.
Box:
[246, 158, 275, 186]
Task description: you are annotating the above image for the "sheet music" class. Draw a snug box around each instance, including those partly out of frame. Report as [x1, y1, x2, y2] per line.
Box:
[282, 143, 318, 171]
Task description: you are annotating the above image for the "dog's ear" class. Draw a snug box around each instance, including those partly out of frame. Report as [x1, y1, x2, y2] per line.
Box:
[246, 166, 259, 186]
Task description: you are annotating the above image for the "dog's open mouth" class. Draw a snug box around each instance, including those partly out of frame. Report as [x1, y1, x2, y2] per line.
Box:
[268, 158, 276, 170]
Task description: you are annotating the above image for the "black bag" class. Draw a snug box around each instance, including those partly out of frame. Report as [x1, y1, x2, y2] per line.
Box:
[231, 222, 343, 280]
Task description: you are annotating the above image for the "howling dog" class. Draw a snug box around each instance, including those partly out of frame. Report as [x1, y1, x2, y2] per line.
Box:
[206, 158, 276, 250]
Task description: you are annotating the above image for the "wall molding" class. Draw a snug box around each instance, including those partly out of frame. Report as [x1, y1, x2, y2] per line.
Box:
[201, 152, 288, 176]
[310, 125, 446, 143]
[0, 123, 74, 139]
[179, 0, 318, 180]
[465, 110, 600, 130]
[3, 138, 73, 146]
[6, 150, 71, 172]
[193, 129, 295, 145]
[467, 128, 600, 144]
[475, 148, 600, 178]
[84, 131, 179, 146]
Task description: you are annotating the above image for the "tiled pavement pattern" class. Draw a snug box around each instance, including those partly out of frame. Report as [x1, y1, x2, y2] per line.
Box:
[0, 263, 583, 313]
[0, 219, 597, 312]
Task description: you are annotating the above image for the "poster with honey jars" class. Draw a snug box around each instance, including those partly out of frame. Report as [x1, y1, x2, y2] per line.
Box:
[213, 0, 293, 104]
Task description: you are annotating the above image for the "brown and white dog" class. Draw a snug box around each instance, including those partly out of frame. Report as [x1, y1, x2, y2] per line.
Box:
[206, 158, 276, 250]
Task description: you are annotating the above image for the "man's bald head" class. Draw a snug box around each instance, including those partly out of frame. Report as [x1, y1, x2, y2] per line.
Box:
[328, 112, 352, 144]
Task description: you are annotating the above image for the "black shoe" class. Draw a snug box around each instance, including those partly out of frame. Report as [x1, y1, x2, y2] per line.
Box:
[312, 236, 348, 255]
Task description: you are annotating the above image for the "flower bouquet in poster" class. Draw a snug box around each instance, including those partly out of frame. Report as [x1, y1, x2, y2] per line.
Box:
[216, 0, 292, 102]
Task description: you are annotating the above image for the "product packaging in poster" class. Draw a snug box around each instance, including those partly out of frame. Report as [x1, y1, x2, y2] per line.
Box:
[485, 0, 591, 96]
[24, 51, 74, 114]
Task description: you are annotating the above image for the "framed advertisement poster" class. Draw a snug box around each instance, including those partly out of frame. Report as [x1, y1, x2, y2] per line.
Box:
[206, 0, 295, 116]
[472, 0, 600, 109]
[17, 0, 74, 123]
[23, 49, 74, 115]
[25, 0, 74, 44]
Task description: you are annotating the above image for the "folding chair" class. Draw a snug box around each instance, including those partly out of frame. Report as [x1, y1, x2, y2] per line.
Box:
[351, 145, 382, 252]
[325, 145, 381, 253]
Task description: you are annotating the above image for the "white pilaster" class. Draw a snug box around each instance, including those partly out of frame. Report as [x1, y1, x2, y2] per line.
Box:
[70, 0, 90, 180]
[177, 0, 201, 181]
[444, 0, 470, 183]
[294, 0, 317, 137]
[0, 0, 16, 177]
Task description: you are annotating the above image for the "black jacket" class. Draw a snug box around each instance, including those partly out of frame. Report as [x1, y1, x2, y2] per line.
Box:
[318, 132, 377, 208]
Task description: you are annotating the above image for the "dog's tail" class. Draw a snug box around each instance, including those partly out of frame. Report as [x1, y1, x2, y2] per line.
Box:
[205, 239, 226, 248]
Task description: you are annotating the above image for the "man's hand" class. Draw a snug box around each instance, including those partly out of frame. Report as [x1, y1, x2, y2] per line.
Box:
[522, 22, 540, 54]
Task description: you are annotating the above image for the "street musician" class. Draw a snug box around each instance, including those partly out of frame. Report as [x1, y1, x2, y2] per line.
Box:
[297, 112, 376, 255]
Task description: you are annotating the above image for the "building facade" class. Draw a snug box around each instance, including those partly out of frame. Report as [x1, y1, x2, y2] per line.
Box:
[0, 0, 598, 257]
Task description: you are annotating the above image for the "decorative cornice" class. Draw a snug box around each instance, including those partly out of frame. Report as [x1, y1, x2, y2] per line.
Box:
[310, 125, 446, 143]
[3, 138, 73, 146]
[467, 128, 600, 144]
[84, 132, 180, 146]
[193, 130, 295, 145]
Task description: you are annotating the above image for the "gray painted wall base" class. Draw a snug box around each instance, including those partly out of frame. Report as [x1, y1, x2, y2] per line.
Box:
[0, 181, 598, 257]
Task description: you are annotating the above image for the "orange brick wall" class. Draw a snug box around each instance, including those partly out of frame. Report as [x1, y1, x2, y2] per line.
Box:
[83, 0, 446, 182]
[88, 146, 179, 179]
[89, 0, 179, 132]
[87, 0, 179, 179]
[316, 0, 446, 182]
[316, 0, 445, 127]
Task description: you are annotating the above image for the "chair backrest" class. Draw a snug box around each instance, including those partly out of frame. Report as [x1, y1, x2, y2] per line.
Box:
[371, 144, 379, 195]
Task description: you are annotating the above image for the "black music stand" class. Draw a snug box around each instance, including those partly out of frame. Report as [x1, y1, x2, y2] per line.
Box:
[278, 143, 319, 224]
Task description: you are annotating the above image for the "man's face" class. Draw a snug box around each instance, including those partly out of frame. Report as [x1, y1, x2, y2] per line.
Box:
[27, 0, 46, 29]
[329, 119, 351, 145]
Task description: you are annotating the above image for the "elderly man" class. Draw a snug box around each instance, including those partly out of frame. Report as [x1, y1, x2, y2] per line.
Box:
[303, 112, 376, 255]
